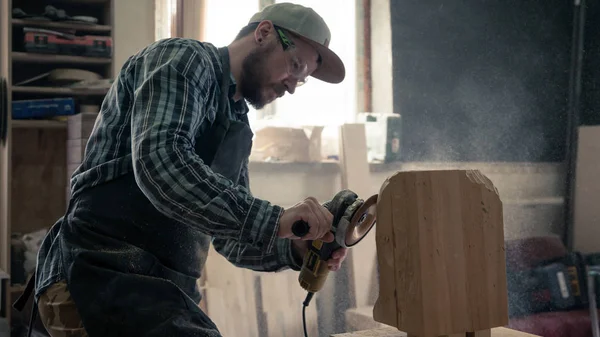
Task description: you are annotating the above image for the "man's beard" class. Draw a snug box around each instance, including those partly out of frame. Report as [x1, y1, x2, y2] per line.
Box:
[239, 42, 277, 110]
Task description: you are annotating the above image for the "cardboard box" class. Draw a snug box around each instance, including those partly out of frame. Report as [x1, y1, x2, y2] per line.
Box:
[250, 126, 323, 162]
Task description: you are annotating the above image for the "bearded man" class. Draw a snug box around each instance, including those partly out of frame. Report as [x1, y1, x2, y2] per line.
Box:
[16, 2, 348, 337]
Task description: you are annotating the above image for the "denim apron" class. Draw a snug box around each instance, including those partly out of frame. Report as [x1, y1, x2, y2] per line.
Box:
[16, 47, 254, 337]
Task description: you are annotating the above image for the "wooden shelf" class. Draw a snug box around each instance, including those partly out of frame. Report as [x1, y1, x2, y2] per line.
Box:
[11, 119, 67, 129]
[12, 19, 112, 33]
[12, 86, 109, 96]
[12, 52, 112, 65]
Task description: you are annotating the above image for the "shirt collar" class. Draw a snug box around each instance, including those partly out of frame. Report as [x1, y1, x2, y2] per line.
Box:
[226, 72, 248, 115]
[217, 48, 248, 116]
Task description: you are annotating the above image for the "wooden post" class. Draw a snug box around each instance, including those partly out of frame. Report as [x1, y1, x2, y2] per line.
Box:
[373, 170, 509, 337]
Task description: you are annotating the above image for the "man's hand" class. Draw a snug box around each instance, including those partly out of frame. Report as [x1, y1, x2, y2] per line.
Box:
[278, 197, 334, 242]
[291, 240, 348, 271]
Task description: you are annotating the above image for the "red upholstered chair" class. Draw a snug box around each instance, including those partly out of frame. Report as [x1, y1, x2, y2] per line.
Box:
[505, 235, 600, 337]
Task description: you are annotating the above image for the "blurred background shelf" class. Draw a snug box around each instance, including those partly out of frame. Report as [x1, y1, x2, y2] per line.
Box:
[12, 52, 112, 65]
[11, 119, 67, 129]
[12, 18, 111, 32]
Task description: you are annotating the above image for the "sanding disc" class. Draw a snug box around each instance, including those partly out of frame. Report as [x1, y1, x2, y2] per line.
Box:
[345, 194, 378, 247]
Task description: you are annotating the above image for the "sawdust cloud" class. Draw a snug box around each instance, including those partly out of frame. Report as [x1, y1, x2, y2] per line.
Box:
[394, 0, 569, 164]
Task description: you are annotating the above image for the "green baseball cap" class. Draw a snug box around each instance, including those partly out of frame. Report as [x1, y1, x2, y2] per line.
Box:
[248, 2, 346, 84]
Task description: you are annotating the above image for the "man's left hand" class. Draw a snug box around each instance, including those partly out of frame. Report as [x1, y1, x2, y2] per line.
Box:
[292, 240, 348, 271]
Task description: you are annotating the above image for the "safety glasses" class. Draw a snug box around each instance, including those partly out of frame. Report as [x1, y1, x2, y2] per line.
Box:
[275, 27, 309, 87]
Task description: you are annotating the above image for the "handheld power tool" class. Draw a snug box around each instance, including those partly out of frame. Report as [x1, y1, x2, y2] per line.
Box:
[291, 189, 378, 337]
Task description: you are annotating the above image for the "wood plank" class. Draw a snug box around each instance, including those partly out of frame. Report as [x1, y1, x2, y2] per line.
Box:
[467, 330, 491, 337]
[330, 327, 539, 337]
[373, 170, 509, 337]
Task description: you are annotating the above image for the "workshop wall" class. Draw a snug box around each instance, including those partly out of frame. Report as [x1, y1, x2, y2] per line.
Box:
[389, 0, 573, 162]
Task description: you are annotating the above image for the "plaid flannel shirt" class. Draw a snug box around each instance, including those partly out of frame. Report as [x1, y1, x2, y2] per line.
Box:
[35, 38, 302, 299]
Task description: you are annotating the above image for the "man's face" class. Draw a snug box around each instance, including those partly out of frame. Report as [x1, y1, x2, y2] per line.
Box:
[239, 23, 321, 110]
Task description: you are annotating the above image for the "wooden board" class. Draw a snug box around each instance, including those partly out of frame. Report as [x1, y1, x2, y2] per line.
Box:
[330, 327, 540, 337]
[201, 244, 260, 337]
[373, 170, 509, 337]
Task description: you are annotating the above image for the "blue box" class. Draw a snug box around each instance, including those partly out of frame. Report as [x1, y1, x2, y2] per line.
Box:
[12, 97, 76, 120]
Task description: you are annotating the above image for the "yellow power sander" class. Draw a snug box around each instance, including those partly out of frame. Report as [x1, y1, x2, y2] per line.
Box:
[291, 189, 378, 337]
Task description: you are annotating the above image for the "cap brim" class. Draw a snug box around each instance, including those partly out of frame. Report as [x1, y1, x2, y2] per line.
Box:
[299, 37, 346, 84]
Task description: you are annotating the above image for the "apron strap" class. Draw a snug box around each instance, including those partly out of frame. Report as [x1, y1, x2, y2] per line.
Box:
[217, 46, 232, 121]
[207, 47, 232, 162]
[13, 276, 38, 337]
[194, 47, 233, 167]
[12, 252, 39, 337]
[12, 274, 35, 312]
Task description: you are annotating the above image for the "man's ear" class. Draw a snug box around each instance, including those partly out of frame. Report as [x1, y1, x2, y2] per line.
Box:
[254, 20, 274, 44]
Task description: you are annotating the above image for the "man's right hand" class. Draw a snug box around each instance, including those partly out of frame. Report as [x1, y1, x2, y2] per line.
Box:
[278, 197, 334, 242]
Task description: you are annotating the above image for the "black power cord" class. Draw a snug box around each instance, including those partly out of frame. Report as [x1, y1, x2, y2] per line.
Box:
[301, 292, 315, 337]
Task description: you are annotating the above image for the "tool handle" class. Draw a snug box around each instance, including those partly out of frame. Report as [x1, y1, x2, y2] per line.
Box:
[292, 220, 310, 238]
